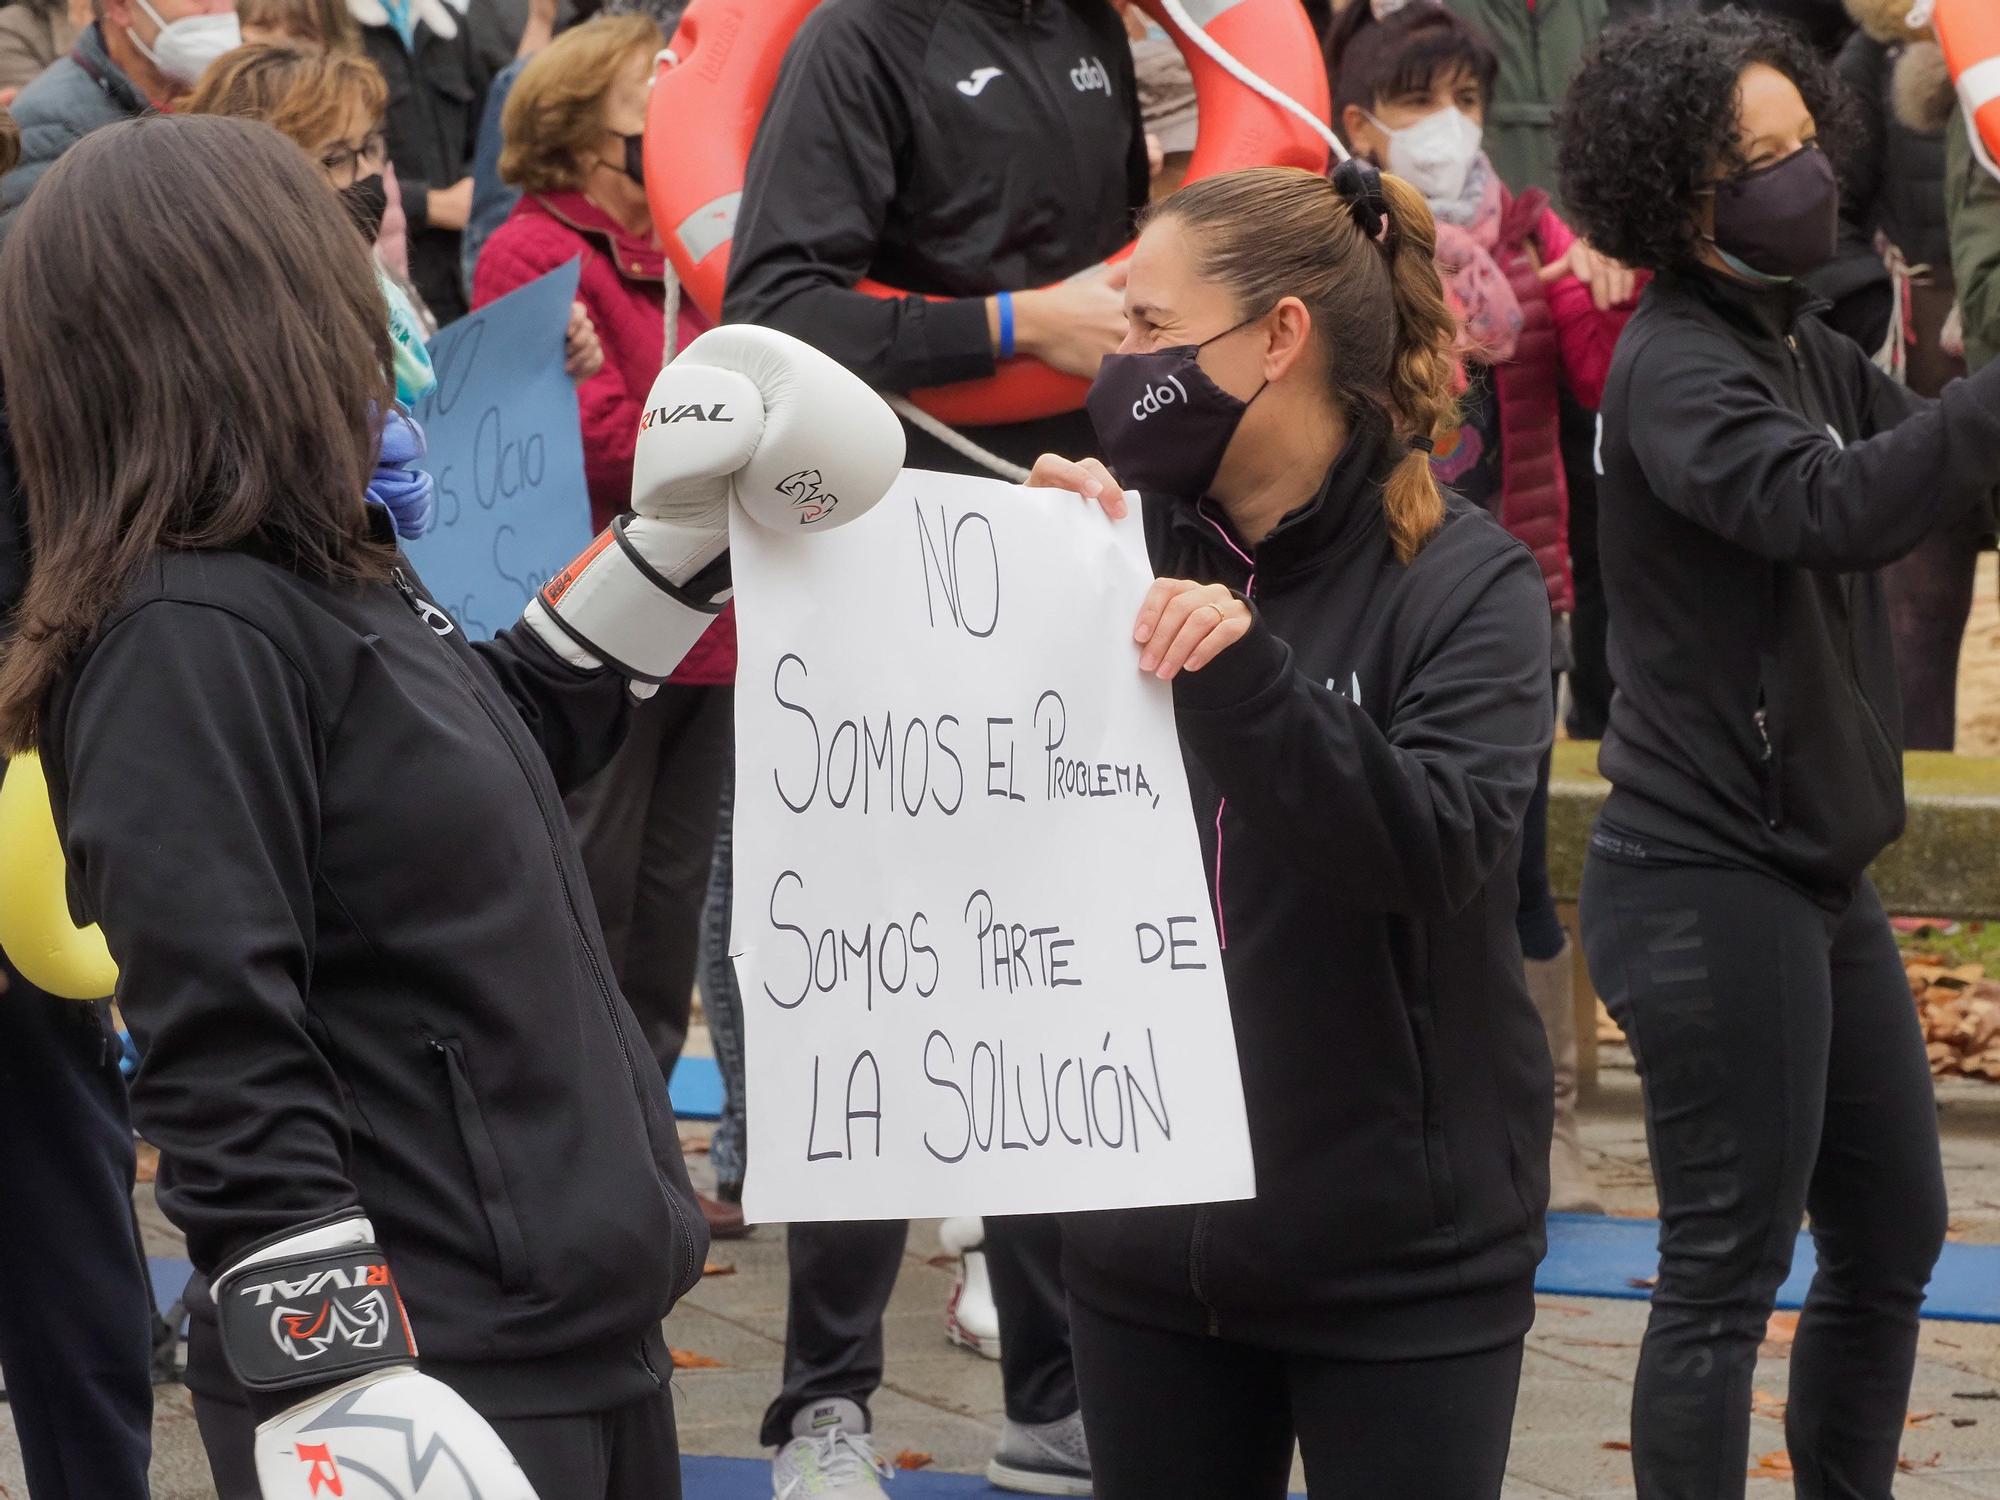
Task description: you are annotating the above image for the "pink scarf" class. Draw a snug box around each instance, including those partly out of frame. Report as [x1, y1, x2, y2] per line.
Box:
[1430, 156, 1522, 365]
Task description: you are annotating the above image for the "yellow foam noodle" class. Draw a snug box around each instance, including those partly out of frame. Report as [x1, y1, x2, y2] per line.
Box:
[0, 753, 117, 1000]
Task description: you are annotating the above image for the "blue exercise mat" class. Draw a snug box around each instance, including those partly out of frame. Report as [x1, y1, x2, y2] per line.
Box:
[680, 1456, 1301, 1497]
[670, 1053, 724, 1121]
[1537, 1212, 2000, 1321]
[149, 1256, 191, 1321]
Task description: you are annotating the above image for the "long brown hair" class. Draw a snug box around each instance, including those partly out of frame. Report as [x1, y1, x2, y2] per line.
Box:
[184, 44, 388, 156]
[0, 115, 398, 751]
[1145, 165, 1459, 563]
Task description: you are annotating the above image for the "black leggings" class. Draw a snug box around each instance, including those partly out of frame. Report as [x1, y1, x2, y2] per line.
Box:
[1580, 851, 1947, 1499]
[1070, 1298, 1523, 1500]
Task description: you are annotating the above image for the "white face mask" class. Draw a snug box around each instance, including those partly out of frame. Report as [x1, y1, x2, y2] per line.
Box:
[129, 0, 241, 86]
[1367, 105, 1484, 206]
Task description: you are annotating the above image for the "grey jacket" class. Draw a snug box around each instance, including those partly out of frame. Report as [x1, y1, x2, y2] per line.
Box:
[0, 23, 147, 237]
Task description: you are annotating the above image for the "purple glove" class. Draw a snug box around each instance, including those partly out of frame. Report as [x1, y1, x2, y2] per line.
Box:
[368, 407, 436, 541]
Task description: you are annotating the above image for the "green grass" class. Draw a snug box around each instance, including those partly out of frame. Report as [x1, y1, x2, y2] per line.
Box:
[1897, 918, 2000, 972]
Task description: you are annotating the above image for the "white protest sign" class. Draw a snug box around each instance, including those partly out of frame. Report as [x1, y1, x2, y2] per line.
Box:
[729, 467, 1254, 1223]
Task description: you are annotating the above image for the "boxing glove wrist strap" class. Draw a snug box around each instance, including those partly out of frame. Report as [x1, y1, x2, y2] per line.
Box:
[212, 1215, 418, 1393]
[526, 514, 731, 684]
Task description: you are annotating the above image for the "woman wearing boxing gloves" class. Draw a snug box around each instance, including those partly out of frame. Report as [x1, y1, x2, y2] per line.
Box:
[0, 115, 902, 1500]
[1031, 161, 1554, 1500]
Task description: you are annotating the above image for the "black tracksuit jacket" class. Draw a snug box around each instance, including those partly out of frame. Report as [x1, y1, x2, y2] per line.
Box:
[721, 0, 1147, 472]
[1593, 268, 2000, 901]
[42, 527, 707, 1415]
[1062, 418, 1558, 1358]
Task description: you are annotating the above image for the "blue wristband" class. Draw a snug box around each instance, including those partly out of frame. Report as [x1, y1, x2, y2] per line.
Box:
[997, 291, 1015, 361]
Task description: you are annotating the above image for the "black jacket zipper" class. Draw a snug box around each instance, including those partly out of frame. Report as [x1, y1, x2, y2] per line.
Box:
[1753, 696, 1781, 830]
[390, 569, 696, 1298]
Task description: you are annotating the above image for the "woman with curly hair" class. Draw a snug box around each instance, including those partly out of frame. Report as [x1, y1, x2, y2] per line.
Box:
[1558, 11, 2000, 1497]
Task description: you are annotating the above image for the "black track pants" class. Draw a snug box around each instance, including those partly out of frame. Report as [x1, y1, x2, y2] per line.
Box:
[1581, 851, 1947, 1499]
[1070, 1298, 1523, 1500]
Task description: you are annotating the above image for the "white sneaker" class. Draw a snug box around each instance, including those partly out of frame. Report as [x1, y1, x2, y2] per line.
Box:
[945, 1247, 1003, 1360]
[988, 1410, 1092, 1496]
[771, 1398, 894, 1499]
[940, 1217, 1002, 1361]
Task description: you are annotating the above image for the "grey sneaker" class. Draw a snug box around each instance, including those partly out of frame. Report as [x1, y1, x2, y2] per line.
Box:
[986, 1409, 1092, 1496]
[772, 1398, 894, 1499]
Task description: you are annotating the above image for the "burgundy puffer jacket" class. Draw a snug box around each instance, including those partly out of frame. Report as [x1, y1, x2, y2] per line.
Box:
[473, 190, 733, 685]
[1486, 186, 1633, 615]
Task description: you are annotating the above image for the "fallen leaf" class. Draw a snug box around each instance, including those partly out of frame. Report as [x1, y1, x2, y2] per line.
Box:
[1905, 1410, 1937, 1429]
[1601, 1440, 1632, 1452]
[1749, 1450, 1793, 1478]
[135, 1144, 159, 1185]
[701, 1260, 735, 1277]
[679, 1135, 711, 1154]
[924, 1253, 957, 1270]
[1560, 1338, 1640, 1350]
[1751, 1391, 1787, 1421]
[893, 1450, 934, 1471]
[668, 1348, 725, 1370]
[1898, 1453, 1941, 1473]
[1953, 1390, 2000, 1400]
[1626, 1275, 1658, 1290]
[1953, 1417, 1979, 1429]
[1762, 1312, 1799, 1349]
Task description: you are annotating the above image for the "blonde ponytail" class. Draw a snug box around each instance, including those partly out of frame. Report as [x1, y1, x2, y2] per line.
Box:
[1375, 172, 1458, 563]
[1149, 165, 1464, 563]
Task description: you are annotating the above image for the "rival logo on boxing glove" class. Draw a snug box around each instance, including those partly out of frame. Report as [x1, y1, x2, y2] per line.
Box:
[640, 402, 736, 430]
[218, 1235, 417, 1392]
[776, 468, 838, 524]
[294, 1442, 344, 1496]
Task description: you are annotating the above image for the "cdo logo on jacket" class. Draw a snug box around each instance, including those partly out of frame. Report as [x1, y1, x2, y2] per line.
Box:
[1070, 55, 1111, 96]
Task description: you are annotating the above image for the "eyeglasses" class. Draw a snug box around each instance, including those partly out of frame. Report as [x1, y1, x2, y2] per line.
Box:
[319, 131, 388, 180]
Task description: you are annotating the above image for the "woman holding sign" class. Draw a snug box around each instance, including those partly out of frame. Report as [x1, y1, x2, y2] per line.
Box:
[0, 115, 902, 1500]
[1032, 162, 1553, 1499]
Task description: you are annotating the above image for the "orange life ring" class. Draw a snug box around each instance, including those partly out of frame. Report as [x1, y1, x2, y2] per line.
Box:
[1934, 0, 2000, 180]
[646, 0, 1331, 428]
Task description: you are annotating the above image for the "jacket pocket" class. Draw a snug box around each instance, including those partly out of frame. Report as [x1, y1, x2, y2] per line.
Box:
[430, 1037, 532, 1293]
[1405, 1000, 1456, 1231]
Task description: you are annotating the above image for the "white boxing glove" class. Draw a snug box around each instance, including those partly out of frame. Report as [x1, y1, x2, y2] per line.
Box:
[253, 1368, 537, 1500]
[212, 1216, 538, 1500]
[524, 325, 905, 690]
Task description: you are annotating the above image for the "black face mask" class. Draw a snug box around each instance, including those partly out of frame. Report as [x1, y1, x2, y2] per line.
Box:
[1085, 317, 1264, 502]
[1706, 142, 1838, 283]
[339, 172, 388, 243]
[620, 132, 646, 189]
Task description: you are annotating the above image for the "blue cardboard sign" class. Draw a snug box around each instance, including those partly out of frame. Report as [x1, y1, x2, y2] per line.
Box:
[402, 258, 592, 639]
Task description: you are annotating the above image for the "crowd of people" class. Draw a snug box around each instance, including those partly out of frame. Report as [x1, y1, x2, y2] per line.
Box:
[0, 0, 1991, 1497]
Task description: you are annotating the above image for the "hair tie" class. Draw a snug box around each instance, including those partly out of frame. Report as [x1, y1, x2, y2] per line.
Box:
[1332, 157, 1389, 243]
[1408, 435, 1434, 455]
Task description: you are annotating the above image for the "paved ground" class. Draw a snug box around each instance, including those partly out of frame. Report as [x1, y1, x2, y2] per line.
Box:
[7, 1042, 2000, 1498]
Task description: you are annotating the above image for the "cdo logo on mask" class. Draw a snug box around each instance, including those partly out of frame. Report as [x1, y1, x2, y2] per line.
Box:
[1129, 372, 1189, 421]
